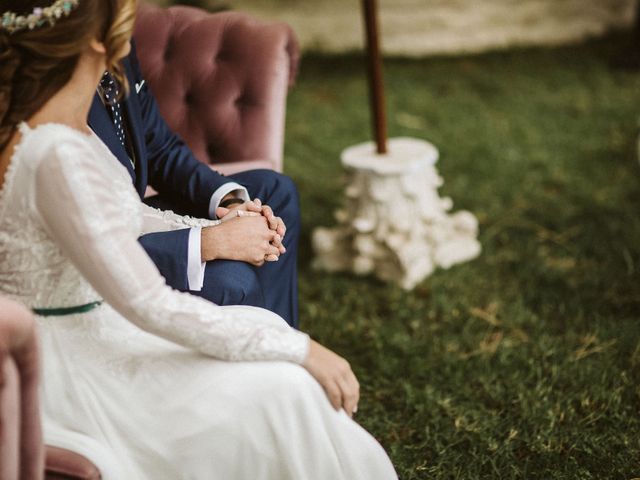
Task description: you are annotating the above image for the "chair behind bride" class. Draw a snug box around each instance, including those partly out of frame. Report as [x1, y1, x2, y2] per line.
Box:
[0, 296, 43, 480]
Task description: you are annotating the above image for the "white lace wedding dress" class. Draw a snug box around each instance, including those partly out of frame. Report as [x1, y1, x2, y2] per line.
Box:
[0, 123, 397, 479]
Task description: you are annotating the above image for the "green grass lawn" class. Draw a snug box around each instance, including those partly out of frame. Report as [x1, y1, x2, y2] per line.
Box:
[284, 36, 640, 479]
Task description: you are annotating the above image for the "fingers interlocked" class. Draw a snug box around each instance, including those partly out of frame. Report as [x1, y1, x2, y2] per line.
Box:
[250, 198, 287, 254]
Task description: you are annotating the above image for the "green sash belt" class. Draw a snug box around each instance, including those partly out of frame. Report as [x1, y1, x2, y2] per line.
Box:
[32, 301, 103, 317]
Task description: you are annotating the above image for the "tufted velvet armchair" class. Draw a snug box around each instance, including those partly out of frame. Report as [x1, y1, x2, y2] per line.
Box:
[134, 0, 300, 175]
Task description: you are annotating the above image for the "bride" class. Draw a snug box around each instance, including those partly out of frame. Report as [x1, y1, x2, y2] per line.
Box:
[0, 0, 397, 478]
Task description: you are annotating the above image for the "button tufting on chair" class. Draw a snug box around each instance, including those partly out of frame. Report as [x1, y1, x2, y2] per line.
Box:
[134, 0, 300, 175]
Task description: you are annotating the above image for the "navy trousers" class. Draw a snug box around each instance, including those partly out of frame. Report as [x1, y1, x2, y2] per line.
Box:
[147, 170, 300, 328]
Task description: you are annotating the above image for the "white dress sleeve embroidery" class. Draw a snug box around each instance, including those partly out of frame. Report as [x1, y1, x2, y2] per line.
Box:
[140, 203, 220, 235]
[31, 132, 309, 364]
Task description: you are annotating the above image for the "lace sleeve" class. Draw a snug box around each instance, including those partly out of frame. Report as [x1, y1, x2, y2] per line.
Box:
[140, 203, 220, 235]
[30, 130, 309, 364]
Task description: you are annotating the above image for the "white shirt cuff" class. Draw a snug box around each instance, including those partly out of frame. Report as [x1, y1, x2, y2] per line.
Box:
[208, 182, 250, 219]
[187, 227, 206, 291]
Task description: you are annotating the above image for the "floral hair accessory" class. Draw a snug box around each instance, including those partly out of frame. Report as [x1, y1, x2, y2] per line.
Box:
[1, 0, 80, 34]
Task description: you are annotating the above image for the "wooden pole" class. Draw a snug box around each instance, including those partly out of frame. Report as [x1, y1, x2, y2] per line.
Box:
[362, 0, 388, 154]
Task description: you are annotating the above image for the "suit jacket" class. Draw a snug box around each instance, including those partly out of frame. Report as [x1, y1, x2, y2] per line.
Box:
[89, 44, 228, 290]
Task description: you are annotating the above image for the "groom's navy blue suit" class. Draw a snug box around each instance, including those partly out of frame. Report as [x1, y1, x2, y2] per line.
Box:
[88, 46, 299, 327]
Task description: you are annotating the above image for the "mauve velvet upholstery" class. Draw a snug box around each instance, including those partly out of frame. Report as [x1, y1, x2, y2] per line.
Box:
[134, 1, 300, 175]
[44, 447, 100, 480]
[0, 297, 43, 480]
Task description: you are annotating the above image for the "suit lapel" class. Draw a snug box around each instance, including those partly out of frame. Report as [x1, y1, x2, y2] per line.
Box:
[122, 84, 148, 196]
[88, 66, 149, 199]
[88, 93, 137, 183]
[121, 62, 148, 198]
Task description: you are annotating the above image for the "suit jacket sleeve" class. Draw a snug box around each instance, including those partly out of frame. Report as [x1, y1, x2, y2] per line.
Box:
[138, 229, 191, 291]
[129, 44, 231, 219]
[138, 204, 221, 291]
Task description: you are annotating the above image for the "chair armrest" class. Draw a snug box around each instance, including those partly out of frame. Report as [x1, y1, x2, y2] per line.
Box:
[45, 446, 101, 480]
[0, 297, 43, 479]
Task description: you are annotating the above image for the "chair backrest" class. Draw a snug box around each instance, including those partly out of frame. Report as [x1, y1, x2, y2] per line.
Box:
[0, 297, 43, 480]
[133, 1, 300, 173]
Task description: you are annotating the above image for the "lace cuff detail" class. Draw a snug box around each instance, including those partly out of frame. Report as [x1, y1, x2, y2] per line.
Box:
[141, 204, 220, 235]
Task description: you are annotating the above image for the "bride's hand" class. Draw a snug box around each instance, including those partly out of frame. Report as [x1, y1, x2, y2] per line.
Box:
[303, 339, 360, 418]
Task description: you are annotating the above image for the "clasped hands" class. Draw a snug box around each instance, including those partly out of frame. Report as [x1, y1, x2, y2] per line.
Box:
[200, 198, 286, 266]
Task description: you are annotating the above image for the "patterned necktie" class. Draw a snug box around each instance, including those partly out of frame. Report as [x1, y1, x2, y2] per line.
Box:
[99, 72, 127, 152]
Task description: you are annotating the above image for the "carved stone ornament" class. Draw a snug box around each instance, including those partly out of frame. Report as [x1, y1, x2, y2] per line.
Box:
[312, 137, 481, 289]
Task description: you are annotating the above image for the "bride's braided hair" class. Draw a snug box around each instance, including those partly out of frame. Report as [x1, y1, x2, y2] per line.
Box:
[0, 0, 137, 151]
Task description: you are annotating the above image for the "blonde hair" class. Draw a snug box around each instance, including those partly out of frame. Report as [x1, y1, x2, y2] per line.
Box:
[0, 0, 137, 150]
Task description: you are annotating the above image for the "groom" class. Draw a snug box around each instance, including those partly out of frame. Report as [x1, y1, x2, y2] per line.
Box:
[88, 44, 300, 328]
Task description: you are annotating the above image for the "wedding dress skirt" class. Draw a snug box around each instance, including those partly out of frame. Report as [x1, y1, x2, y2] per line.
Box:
[0, 123, 397, 479]
[40, 305, 392, 479]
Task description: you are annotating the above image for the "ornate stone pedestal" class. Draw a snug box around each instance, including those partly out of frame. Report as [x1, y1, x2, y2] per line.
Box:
[312, 137, 481, 289]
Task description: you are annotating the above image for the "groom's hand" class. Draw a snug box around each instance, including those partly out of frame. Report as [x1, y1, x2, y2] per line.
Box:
[201, 213, 281, 265]
[251, 198, 287, 240]
[216, 198, 286, 254]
